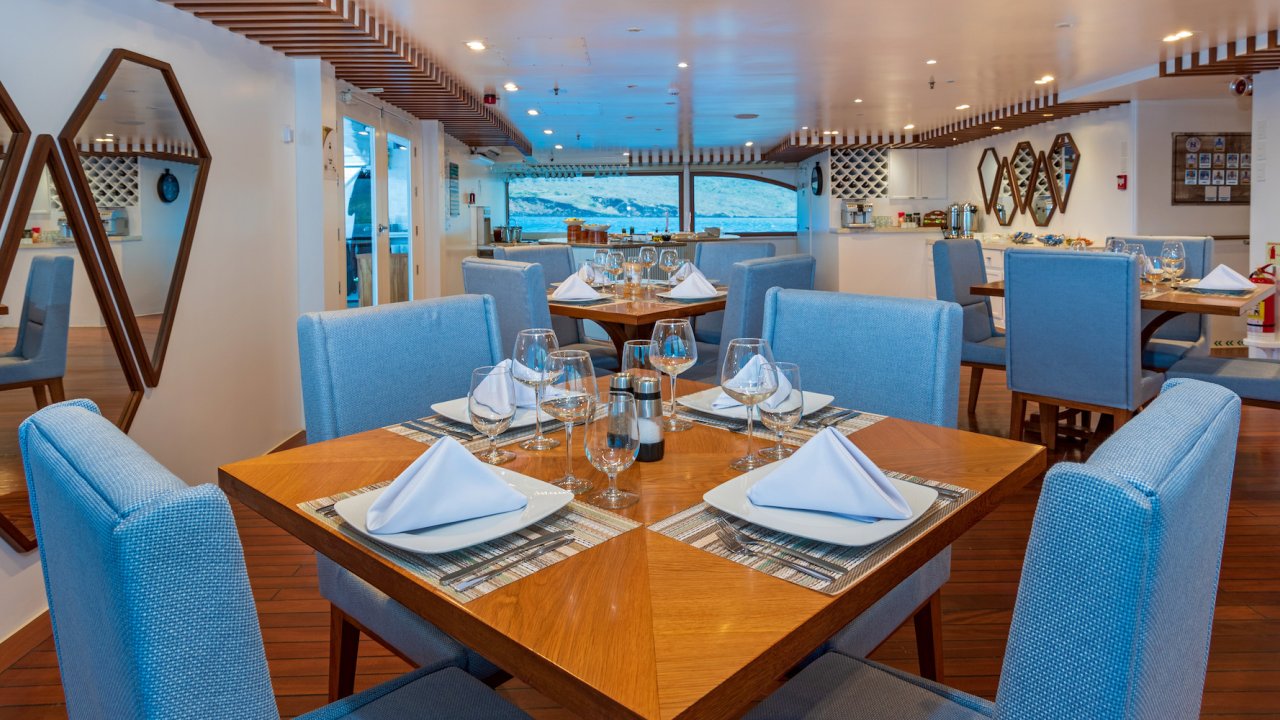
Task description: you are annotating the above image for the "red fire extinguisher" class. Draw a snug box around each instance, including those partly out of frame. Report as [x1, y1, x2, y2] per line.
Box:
[1247, 263, 1276, 336]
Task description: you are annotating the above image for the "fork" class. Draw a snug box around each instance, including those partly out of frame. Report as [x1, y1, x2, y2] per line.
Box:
[713, 518, 847, 576]
[715, 529, 836, 583]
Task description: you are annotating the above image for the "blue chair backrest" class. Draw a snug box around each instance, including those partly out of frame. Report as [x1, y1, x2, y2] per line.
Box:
[716, 255, 816, 368]
[761, 288, 961, 428]
[1004, 249, 1144, 410]
[298, 295, 504, 442]
[1105, 236, 1212, 344]
[13, 255, 73, 374]
[693, 242, 776, 283]
[490, 245, 580, 343]
[996, 379, 1240, 719]
[461, 257, 554, 356]
[22, 400, 278, 720]
[932, 239, 998, 344]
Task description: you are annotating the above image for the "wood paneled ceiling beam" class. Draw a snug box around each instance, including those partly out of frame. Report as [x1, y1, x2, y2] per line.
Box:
[1161, 29, 1280, 77]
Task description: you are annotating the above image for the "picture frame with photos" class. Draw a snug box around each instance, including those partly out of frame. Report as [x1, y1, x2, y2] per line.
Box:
[1173, 132, 1250, 204]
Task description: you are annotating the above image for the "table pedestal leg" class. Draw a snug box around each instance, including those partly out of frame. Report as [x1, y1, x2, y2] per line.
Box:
[599, 323, 657, 360]
[1140, 310, 1184, 371]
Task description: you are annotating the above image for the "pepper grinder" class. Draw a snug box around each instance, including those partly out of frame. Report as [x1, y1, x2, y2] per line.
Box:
[634, 375, 665, 462]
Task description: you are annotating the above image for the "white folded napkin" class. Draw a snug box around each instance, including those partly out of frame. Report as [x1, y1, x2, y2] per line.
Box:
[577, 263, 600, 283]
[666, 273, 719, 299]
[551, 274, 604, 301]
[474, 359, 541, 409]
[713, 356, 792, 411]
[1194, 264, 1254, 291]
[747, 427, 912, 522]
[365, 437, 528, 534]
[672, 262, 706, 283]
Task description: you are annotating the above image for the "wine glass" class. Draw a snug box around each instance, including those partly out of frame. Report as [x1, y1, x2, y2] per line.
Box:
[650, 319, 698, 431]
[720, 339, 779, 471]
[467, 365, 517, 465]
[637, 246, 658, 291]
[1105, 237, 1127, 253]
[659, 249, 682, 287]
[512, 328, 560, 451]
[757, 362, 803, 461]
[1144, 254, 1166, 293]
[598, 252, 623, 289]
[1124, 244, 1148, 283]
[621, 340, 661, 384]
[1161, 240, 1187, 287]
[584, 392, 640, 509]
[541, 350, 596, 494]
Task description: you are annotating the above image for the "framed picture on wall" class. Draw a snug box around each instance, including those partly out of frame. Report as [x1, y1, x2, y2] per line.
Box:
[1173, 133, 1250, 205]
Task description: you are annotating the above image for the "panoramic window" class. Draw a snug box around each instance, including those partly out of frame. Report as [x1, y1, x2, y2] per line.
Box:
[692, 173, 797, 234]
[507, 174, 681, 234]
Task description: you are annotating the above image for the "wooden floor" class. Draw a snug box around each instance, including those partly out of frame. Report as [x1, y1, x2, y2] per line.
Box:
[0, 369, 1276, 718]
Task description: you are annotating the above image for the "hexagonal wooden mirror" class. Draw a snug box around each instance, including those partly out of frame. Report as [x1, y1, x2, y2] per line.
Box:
[59, 49, 210, 387]
[991, 158, 1019, 226]
[1024, 152, 1057, 226]
[1048, 132, 1080, 211]
[977, 148, 1000, 213]
[1010, 141, 1036, 205]
[0, 81, 29, 242]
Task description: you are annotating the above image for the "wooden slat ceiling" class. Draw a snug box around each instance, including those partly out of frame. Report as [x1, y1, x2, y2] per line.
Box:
[1161, 29, 1280, 78]
[162, 0, 532, 154]
[762, 97, 1128, 162]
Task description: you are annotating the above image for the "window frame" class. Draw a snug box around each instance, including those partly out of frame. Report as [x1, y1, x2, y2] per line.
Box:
[689, 171, 798, 237]
[504, 170, 685, 234]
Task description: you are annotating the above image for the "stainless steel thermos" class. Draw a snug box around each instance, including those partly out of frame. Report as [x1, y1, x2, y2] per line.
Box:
[634, 376, 664, 462]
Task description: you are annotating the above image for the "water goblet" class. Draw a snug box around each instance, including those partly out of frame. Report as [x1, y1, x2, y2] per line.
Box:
[637, 246, 658, 294]
[757, 362, 803, 461]
[651, 319, 697, 431]
[585, 392, 640, 509]
[467, 365, 517, 465]
[540, 350, 596, 493]
[512, 328, 560, 451]
[658, 249, 682, 287]
[720, 339, 779, 471]
[1161, 240, 1187, 287]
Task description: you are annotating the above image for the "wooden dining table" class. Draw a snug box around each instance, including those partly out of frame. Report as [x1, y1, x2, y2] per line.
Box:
[549, 290, 727, 358]
[219, 379, 1046, 720]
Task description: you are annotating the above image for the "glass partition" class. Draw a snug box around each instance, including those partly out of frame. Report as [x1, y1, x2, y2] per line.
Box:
[691, 173, 797, 235]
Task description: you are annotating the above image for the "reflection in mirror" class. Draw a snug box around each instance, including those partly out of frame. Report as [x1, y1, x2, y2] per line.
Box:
[1025, 153, 1056, 226]
[977, 148, 1000, 213]
[64, 50, 208, 386]
[1049, 133, 1080, 211]
[992, 159, 1018, 227]
[0, 138, 139, 551]
[1011, 142, 1036, 203]
[0, 80, 30, 245]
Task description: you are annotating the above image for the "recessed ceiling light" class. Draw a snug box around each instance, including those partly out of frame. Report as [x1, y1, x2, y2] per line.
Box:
[527, 109, 539, 116]
[1034, 75, 1055, 85]
[543, 129, 553, 134]
[735, 113, 760, 119]
[925, 59, 938, 65]
[104, 133, 114, 137]
[465, 40, 486, 51]
[952, 137, 958, 141]
[992, 125, 1003, 130]
[677, 61, 689, 68]
[554, 144, 563, 149]
[1043, 113, 1055, 117]
[853, 98, 863, 103]
[1163, 30, 1194, 42]
[801, 126, 809, 130]
[94, 137, 111, 143]
[744, 141, 754, 147]
[956, 104, 971, 110]
[503, 82, 519, 92]
[904, 124, 915, 130]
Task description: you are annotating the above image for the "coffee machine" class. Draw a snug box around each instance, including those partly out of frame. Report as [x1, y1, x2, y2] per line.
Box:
[841, 199, 874, 228]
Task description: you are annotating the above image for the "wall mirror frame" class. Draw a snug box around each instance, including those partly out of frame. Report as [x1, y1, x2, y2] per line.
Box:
[0, 81, 31, 235]
[1048, 132, 1080, 212]
[1010, 141, 1036, 205]
[990, 158, 1019, 227]
[1023, 151, 1057, 227]
[58, 48, 210, 388]
[976, 147, 1000, 213]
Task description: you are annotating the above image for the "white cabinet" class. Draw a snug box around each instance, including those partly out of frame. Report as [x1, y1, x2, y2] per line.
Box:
[887, 149, 948, 199]
[981, 248, 1005, 328]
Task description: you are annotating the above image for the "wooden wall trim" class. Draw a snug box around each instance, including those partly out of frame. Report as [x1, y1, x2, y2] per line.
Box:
[0, 612, 50, 674]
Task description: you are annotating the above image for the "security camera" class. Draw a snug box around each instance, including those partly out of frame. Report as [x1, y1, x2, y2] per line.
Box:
[1228, 76, 1253, 97]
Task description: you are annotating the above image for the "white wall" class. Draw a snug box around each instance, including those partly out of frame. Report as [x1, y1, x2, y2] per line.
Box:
[0, 0, 302, 643]
[1250, 70, 1280, 272]
[439, 133, 506, 296]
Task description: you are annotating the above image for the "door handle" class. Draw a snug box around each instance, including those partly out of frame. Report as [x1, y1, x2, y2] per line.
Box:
[377, 223, 389, 234]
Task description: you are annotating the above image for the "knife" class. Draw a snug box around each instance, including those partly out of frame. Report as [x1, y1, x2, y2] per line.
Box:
[439, 530, 572, 584]
[453, 536, 575, 592]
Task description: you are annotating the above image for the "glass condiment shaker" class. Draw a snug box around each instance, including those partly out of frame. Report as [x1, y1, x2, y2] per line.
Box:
[634, 376, 664, 462]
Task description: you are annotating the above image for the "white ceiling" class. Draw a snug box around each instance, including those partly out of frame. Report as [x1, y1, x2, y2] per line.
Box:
[74, 60, 194, 149]
[361, 0, 1280, 154]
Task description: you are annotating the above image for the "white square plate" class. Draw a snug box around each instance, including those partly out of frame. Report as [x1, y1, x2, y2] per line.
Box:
[334, 468, 573, 554]
[431, 397, 550, 429]
[656, 290, 727, 302]
[676, 386, 835, 421]
[703, 463, 939, 546]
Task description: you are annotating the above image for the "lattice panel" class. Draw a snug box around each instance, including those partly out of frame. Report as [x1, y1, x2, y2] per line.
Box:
[830, 148, 887, 199]
[81, 156, 139, 208]
[1012, 149, 1036, 190]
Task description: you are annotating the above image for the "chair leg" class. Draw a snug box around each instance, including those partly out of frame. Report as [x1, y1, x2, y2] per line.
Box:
[328, 606, 360, 702]
[913, 590, 945, 683]
[31, 384, 49, 409]
[966, 367, 984, 416]
[1039, 402, 1058, 451]
[1113, 409, 1133, 431]
[1009, 393, 1026, 442]
[48, 378, 66, 403]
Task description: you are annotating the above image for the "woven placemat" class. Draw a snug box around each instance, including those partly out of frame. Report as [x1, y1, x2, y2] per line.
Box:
[676, 403, 886, 443]
[648, 474, 973, 595]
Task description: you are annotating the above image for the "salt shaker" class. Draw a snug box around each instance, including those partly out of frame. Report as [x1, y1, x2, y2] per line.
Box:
[634, 376, 665, 462]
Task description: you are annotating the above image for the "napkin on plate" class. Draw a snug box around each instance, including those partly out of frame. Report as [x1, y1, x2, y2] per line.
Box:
[1194, 264, 1254, 292]
[672, 261, 710, 283]
[365, 437, 528, 534]
[666, 273, 719, 299]
[551, 274, 604, 301]
[747, 427, 912, 522]
[713, 355, 792, 411]
[474, 358, 538, 409]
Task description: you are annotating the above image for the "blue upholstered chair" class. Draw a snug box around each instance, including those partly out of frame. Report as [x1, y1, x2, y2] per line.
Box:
[1168, 356, 1280, 409]
[746, 378, 1240, 720]
[686, 254, 816, 381]
[933, 239, 1004, 414]
[1105, 236, 1213, 369]
[491, 244, 581, 347]
[21, 400, 529, 720]
[462, 256, 618, 371]
[1005, 249, 1164, 450]
[692, 242, 776, 345]
[298, 296, 506, 699]
[0, 256, 73, 408]
[761, 288, 961, 680]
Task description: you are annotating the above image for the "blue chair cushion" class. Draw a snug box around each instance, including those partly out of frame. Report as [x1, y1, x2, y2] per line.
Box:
[1142, 338, 1200, 371]
[824, 548, 950, 658]
[563, 340, 621, 373]
[1138, 370, 1166, 406]
[302, 664, 530, 719]
[1167, 356, 1280, 403]
[744, 651, 992, 720]
[962, 336, 1005, 367]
